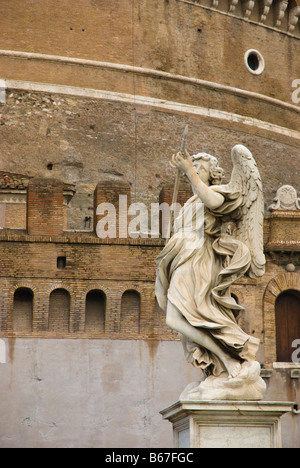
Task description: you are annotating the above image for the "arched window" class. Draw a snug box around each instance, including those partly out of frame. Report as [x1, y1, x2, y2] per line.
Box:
[275, 289, 300, 362]
[49, 289, 70, 333]
[85, 290, 106, 333]
[12, 288, 33, 332]
[120, 290, 141, 335]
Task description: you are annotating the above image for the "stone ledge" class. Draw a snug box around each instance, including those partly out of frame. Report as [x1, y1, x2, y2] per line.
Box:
[0, 229, 166, 246]
[161, 400, 294, 418]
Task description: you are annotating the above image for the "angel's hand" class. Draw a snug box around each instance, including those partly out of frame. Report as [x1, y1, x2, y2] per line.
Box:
[169, 150, 194, 175]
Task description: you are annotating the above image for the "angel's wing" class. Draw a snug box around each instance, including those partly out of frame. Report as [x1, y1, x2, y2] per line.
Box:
[225, 145, 266, 279]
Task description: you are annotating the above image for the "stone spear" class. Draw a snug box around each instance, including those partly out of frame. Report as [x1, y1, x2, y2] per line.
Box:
[168, 124, 189, 237]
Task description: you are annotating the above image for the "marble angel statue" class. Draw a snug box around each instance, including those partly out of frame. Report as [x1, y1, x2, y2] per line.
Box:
[155, 144, 267, 400]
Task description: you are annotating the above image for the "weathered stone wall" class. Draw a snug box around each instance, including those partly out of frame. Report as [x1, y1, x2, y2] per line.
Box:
[0, 338, 200, 448]
[0, 338, 298, 448]
[0, 0, 299, 114]
[0, 90, 299, 231]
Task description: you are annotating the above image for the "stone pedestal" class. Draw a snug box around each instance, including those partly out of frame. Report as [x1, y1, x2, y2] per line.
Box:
[161, 400, 294, 448]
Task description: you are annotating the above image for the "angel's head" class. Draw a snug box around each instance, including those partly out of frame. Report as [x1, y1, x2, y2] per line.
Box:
[191, 153, 225, 186]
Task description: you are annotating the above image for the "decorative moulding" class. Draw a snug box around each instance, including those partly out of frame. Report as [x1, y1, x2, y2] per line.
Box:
[268, 185, 300, 211]
[260, 0, 274, 23]
[274, 0, 288, 27]
[288, 6, 300, 33]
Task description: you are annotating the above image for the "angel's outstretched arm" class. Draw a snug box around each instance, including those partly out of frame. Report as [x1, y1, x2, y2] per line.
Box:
[170, 152, 225, 210]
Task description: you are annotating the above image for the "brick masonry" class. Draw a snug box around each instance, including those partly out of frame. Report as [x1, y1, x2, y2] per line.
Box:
[27, 178, 64, 236]
[0, 188, 300, 369]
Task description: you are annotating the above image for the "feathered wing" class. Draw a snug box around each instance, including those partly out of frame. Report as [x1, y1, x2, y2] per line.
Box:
[223, 145, 266, 279]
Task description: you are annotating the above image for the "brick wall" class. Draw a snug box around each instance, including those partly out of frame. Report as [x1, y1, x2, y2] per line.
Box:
[1, 188, 300, 363]
[0, 230, 177, 340]
[0, 211, 299, 364]
[120, 290, 141, 335]
[5, 204, 26, 229]
[0, 177, 299, 365]
[27, 178, 64, 236]
[0, 204, 5, 228]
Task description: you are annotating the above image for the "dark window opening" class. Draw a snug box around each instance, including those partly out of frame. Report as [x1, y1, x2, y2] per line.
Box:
[247, 54, 259, 72]
[275, 289, 300, 362]
[84, 216, 92, 229]
[85, 290, 106, 332]
[57, 256, 66, 269]
[13, 288, 34, 332]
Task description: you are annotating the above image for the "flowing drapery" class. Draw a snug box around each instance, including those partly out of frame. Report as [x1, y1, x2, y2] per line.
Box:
[155, 188, 260, 376]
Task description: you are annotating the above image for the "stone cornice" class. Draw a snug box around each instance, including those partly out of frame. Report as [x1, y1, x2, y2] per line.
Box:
[177, 0, 300, 37]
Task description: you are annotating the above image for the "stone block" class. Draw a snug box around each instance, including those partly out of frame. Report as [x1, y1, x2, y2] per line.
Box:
[161, 400, 294, 448]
